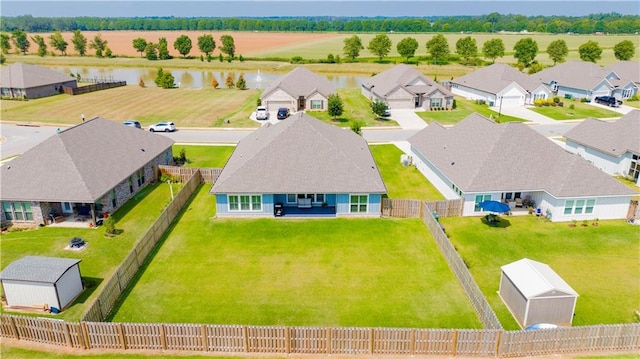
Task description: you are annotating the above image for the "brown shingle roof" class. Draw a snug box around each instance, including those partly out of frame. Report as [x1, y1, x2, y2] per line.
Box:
[0, 62, 76, 89]
[363, 64, 453, 98]
[408, 113, 635, 197]
[564, 110, 640, 157]
[452, 63, 545, 94]
[211, 113, 386, 194]
[261, 66, 335, 99]
[1, 118, 174, 202]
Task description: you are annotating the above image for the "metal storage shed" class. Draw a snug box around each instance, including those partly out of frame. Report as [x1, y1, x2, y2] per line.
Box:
[499, 258, 578, 328]
[0, 256, 83, 311]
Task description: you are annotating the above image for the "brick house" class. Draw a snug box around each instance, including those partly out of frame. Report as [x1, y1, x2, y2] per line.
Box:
[0, 62, 77, 99]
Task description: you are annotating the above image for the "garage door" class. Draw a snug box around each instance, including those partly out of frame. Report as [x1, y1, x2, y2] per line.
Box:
[500, 96, 522, 107]
[266, 101, 291, 112]
[387, 99, 412, 109]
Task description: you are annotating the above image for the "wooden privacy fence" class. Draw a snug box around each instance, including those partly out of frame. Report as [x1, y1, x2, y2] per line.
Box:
[62, 81, 126, 95]
[1, 315, 638, 357]
[421, 205, 503, 330]
[82, 170, 202, 322]
[158, 165, 222, 184]
[424, 198, 464, 217]
[381, 198, 422, 218]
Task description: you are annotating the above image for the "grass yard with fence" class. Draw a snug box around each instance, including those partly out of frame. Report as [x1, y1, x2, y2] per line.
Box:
[439, 215, 640, 329]
[172, 145, 235, 168]
[109, 185, 481, 328]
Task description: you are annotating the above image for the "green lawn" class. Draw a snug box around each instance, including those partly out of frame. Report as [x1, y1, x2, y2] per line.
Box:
[110, 186, 480, 328]
[173, 145, 235, 168]
[530, 101, 622, 120]
[306, 88, 399, 127]
[439, 215, 640, 329]
[416, 97, 526, 125]
[0, 183, 175, 321]
[371, 144, 445, 201]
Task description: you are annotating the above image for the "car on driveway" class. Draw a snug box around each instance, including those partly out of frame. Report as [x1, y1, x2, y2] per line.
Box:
[149, 122, 176, 132]
[256, 106, 269, 120]
[123, 120, 141, 129]
[277, 107, 290, 120]
[594, 96, 622, 107]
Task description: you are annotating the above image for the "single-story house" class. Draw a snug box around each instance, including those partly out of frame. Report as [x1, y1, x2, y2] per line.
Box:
[408, 113, 636, 222]
[448, 63, 553, 107]
[531, 61, 637, 101]
[564, 110, 640, 186]
[260, 66, 336, 112]
[606, 61, 640, 98]
[1, 118, 174, 226]
[210, 113, 387, 217]
[361, 64, 453, 110]
[0, 256, 83, 311]
[499, 258, 578, 328]
[0, 62, 77, 99]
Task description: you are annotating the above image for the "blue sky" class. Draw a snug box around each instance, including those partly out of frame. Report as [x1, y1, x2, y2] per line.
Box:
[2, 1, 639, 17]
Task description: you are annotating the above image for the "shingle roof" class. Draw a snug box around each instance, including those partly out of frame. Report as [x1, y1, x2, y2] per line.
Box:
[564, 110, 640, 157]
[408, 113, 635, 197]
[531, 61, 616, 91]
[363, 64, 453, 98]
[452, 63, 544, 94]
[501, 258, 578, 299]
[211, 114, 387, 194]
[0, 256, 81, 283]
[0, 62, 76, 89]
[1, 118, 174, 202]
[261, 66, 335, 99]
[607, 61, 640, 83]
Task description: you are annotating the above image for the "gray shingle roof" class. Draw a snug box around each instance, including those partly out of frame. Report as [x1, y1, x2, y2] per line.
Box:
[607, 61, 640, 83]
[211, 113, 387, 194]
[261, 66, 335, 99]
[531, 61, 617, 91]
[408, 113, 635, 197]
[1, 118, 174, 202]
[0, 256, 81, 283]
[452, 63, 545, 94]
[362, 64, 453, 98]
[0, 62, 76, 89]
[564, 110, 640, 157]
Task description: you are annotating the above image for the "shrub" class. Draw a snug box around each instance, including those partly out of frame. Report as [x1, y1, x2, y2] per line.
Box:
[211, 77, 219, 89]
[238, 54, 244, 62]
[138, 77, 145, 88]
[350, 121, 363, 136]
[256, 98, 262, 106]
[558, 101, 564, 107]
[627, 95, 639, 102]
[103, 217, 117, 236]
[291, 56, 304, 64]
[200, 55, 203, 62]
[236, 74, 247, 90]
[452, 99, 457, 109]
[580, 97, 589, 103]
[553, 96, 560, 103]
[569, 104, 575, 110]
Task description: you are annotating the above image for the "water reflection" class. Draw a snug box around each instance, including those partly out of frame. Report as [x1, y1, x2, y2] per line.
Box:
[52, 66, 367, 89]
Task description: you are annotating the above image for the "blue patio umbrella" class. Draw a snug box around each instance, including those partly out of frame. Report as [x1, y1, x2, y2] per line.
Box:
[478, 200, 510, 213]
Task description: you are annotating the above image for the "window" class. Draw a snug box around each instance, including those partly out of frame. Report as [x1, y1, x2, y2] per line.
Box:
[110, 189, 117, 208]
[474, 194, 491, 212]
[228, 194, 262, 212]
[128, 177, 134, 194]
[293, 194, 325, 203]
[310, 100, 323, 109]
[564, 199, 595, 215]
[564, 200, 574, 215]
[315, 194, 325, 203]
[137, 169, 145, 186]
[3, 202, 13, 220]
[350, 195, 368, 213]
[585, 199, 595, 214]
[431, 98, 441, 107]
[2, 202, 33, 221]
[574, 200, 585, 214]
[287, 194, 296, 203]
[629, 154, 640, 181]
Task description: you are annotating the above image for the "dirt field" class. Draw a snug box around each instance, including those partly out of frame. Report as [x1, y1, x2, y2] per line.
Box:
[30, 31, 343, 58]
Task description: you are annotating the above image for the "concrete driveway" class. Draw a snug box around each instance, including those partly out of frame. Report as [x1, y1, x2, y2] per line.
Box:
[388, 109, 428, 130]
[587, 101, 635, 115]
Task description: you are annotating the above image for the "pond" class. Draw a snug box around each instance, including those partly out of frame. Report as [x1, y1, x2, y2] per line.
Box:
[51, 66, 368, 89]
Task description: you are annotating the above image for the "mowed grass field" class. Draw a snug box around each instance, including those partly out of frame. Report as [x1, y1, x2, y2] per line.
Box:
[439, 215, 640, 329]
[110, 186, 481, 328]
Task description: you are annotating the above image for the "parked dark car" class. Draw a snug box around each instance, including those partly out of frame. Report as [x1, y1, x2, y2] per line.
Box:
[277, 108, 290, 120]
[123, 120, 141, 129]
[594, 96, 622, 107]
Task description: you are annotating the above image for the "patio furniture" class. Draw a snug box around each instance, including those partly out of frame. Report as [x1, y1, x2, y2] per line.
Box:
[75, 206, 92, 220]
[297, 198, 312, 209]
[515, 198, 523, 208]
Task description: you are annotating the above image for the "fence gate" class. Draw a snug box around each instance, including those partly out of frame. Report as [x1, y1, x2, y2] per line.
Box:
[627, 200, 639, 220]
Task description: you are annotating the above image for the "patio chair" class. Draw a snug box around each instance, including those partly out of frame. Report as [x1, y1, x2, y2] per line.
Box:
[515, 198, 523, 208]
[75, 206, 92, 220]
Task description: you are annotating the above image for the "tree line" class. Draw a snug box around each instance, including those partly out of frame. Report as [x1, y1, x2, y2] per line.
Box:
[1, 13, 639, 34]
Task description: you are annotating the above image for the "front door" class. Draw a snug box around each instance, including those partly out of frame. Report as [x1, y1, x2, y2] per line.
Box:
[414, 95, 422, 108]
[61, 202, 74, 214]
[298, 96, 306, 111]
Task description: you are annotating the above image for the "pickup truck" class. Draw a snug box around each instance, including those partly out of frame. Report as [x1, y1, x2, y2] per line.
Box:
[594, 96, 622, 107]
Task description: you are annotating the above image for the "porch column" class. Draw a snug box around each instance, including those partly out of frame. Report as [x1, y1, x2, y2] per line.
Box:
[90, 203, 97, 224]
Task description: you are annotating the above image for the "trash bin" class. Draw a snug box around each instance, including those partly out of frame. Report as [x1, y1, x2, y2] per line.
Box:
[50, 307, 59, 314]
[432, 210, 439, 221]
[274, 203, 283, 217]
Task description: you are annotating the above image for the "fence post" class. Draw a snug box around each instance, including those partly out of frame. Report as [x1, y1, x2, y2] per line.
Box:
[63, 322, 72, 347]
[8, 316, 20, 339]
[369, 328, 375, 354]
[243, 325, 249, 353]
[285, 326, 291, 354]
[201, 324, 207, 352]
[451, 330, 458, 356]
[81, 322, 90, 349]
[410, 328, 415, 355]
[495, 330, 502, 357]
[160, 324, 167, 350]
[117, 323, 127, 350]
[326, 328, 332, 354]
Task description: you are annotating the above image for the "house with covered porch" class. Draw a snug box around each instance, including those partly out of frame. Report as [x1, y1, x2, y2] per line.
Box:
[210, 113, 387, 217]
[1, 118, 174, 226]
[408, 113, 635, 222]
[260, 66, 336, 112]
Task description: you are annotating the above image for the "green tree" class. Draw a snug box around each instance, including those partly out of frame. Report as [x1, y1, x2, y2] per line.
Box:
[173, 34, 192, 57]
[236, 73, 247, 90]
[513, 37, 538, 66]
[546, 39, 568, 65]
[154, 67, 175, 89]
[71, 30, 87, 56]
[455, 36, 478, 63]
[132, 37, 147, 57]
[89, 33, 108, 57]
[220, 34, 236, 59]
[396, 37, 419, 62]
[482, 38, 505, 63]
[371, 99, 388, 117]
[145, 42, 158, 60]
[197, 34, 215, 56]
[48, 30, 68, 55]
[426, 34, 450, 64]
[367, 34, 392, 62]
[0, 33, 11, 54]
[343, 35, 364, 62]
[11, 30, 29, 54]
[31, 35, 47, 57]
[613, 40, 635, 61]
[327, 94, 344, 120]
[578, 40, 602, 63]
[105, 47, 113, 58]
[158, 37, 171, 60]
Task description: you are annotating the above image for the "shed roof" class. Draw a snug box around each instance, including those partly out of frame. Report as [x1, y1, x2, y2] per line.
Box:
[501, 258, 578, 299]
[0, 117, 174, 202]
[0, 62, 76, 89]
[0, 256, 81, 283]
[564, 110, 640, 157]
[261, 66, 335, 99]
[211, 113, 387, 194]
[452, 63, 544, 94]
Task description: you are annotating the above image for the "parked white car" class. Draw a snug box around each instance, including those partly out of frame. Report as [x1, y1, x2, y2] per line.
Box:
[148, 122, 176, 132]
[255, 106, 269, 120]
